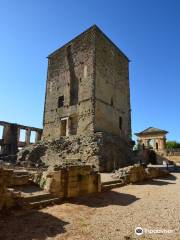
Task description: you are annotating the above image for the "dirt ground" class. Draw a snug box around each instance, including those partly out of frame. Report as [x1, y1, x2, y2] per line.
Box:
[0, 172, 180, 240]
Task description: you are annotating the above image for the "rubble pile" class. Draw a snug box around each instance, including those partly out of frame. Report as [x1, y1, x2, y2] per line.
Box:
[112, 164, 169, 184]
[17, 134, 100, 169]
[17, 132, 132, 172]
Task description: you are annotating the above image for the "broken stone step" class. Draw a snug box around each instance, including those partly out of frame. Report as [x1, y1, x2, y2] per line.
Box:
[23, 192, 54, 202]
[101, 179, 123, 186]
[13, 170, 30, 176]
[29, 197, 60, 208]
[102, 182, 124, 191]
[13, 174, 29, 178]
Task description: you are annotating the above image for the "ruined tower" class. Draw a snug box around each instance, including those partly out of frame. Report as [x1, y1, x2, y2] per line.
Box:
[43, 25, 132, 171]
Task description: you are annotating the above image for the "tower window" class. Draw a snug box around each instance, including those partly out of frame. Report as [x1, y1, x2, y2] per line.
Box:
[58, 96, 64, 108]
[110, 97, 114, 106]
[119, 117, 122, 130]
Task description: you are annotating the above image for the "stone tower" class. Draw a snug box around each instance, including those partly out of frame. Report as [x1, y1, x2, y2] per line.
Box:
[43, 25, 132, 171]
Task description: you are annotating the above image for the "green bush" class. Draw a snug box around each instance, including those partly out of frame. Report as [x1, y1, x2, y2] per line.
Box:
[166, 141, 180, 149]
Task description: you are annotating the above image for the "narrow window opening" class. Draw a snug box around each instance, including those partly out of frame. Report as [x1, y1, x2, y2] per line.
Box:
[156, 142, 158, 150]
[58, 96, 64, 108]
[119, 117, 122, 130]
[110, 97, 114, 106]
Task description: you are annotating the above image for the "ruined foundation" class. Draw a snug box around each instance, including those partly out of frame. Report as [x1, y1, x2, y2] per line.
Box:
[17, 132, 132, 172]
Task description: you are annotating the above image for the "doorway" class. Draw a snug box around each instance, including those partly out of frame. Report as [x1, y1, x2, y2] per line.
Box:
[61, 119, 67, 136]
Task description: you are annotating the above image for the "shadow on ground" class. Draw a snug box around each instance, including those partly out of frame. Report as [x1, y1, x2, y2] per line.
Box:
[69, 191, 140, 208]
[135, 174, 177, 186]
[140, 179, 176, 186]
[158, 173, 177, 181]
[0, 210, 69, 240]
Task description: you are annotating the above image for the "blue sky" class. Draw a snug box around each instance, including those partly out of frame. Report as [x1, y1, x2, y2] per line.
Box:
[0, 0, 179, 141]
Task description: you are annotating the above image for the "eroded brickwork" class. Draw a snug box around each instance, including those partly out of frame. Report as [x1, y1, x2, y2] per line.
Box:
[43, 25, 131, 143]
[95, 28, 131, 141]
[43, 27, 96, 139]
[41, 25, 133, 171]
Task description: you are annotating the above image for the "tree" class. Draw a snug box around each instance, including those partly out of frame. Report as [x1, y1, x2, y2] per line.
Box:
[166, 141, 180, 149]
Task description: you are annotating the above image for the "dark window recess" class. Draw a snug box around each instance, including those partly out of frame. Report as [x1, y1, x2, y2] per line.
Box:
[58, 96, 64, 108]
[119, 117, 122, 130]
[110, 97, 114, 106]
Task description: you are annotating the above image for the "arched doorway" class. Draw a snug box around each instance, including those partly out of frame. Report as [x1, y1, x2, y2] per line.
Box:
[148, 150, 157, 164]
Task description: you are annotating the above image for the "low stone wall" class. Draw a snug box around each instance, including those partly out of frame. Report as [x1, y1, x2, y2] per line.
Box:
[0, 168, 21, 210]
[112, 164, 169, 184]
[32, 165, 101, 198]
[165, 155, 180, 164]
[133, 149, 180, 165]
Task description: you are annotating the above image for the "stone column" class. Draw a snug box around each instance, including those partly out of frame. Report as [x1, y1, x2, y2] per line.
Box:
[17, 128, 20, 144]
[67, 118, 70, 136]
[25, 129, 31, 145]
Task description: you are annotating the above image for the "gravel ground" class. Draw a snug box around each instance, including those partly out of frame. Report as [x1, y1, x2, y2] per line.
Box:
[0, 172, 180, 240]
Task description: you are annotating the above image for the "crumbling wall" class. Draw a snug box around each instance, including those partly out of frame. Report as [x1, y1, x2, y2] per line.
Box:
[17, 134, 100, 169]
[112, 164, 170, 184]
[17, 132, 132, 172]
[0, 120, 42, 158]
[32, 165, 101, 198]
[0, 168, 20, 210]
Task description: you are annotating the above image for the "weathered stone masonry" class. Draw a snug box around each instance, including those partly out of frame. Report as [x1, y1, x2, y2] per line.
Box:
[18, 25, 133, 172]
[0, 121, 42, 157]
[41, 25, 133, 172]
[43, 25, 131, 141]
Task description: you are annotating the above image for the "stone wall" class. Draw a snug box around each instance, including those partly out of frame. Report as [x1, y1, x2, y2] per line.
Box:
[42, 25, 132, 144]
[112, 164, 169, 184]
[167, 155, 180, 164]
[95, 28, 131, 141]
[33, 165, 101, 198]
[15, 25, 133, 172]
[0, 120, 42, 157]
[17, 132, 133, 172]
[0, 168, 19, 210]
[43, 26, 95, 139]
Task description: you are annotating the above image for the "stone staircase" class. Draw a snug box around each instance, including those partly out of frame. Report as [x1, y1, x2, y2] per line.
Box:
[10, 184, 61, 209]
[8, 169, 61, 209]
[101, 179, 123, 191]
[22, 189, 60, 208]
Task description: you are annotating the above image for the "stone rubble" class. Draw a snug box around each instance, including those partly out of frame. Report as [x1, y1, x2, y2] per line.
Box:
[112, 164, 170, 184]
[17, 132, 132, 172]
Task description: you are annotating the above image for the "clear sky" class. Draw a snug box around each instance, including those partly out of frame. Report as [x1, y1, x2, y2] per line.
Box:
[0, 0, 179, 141]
